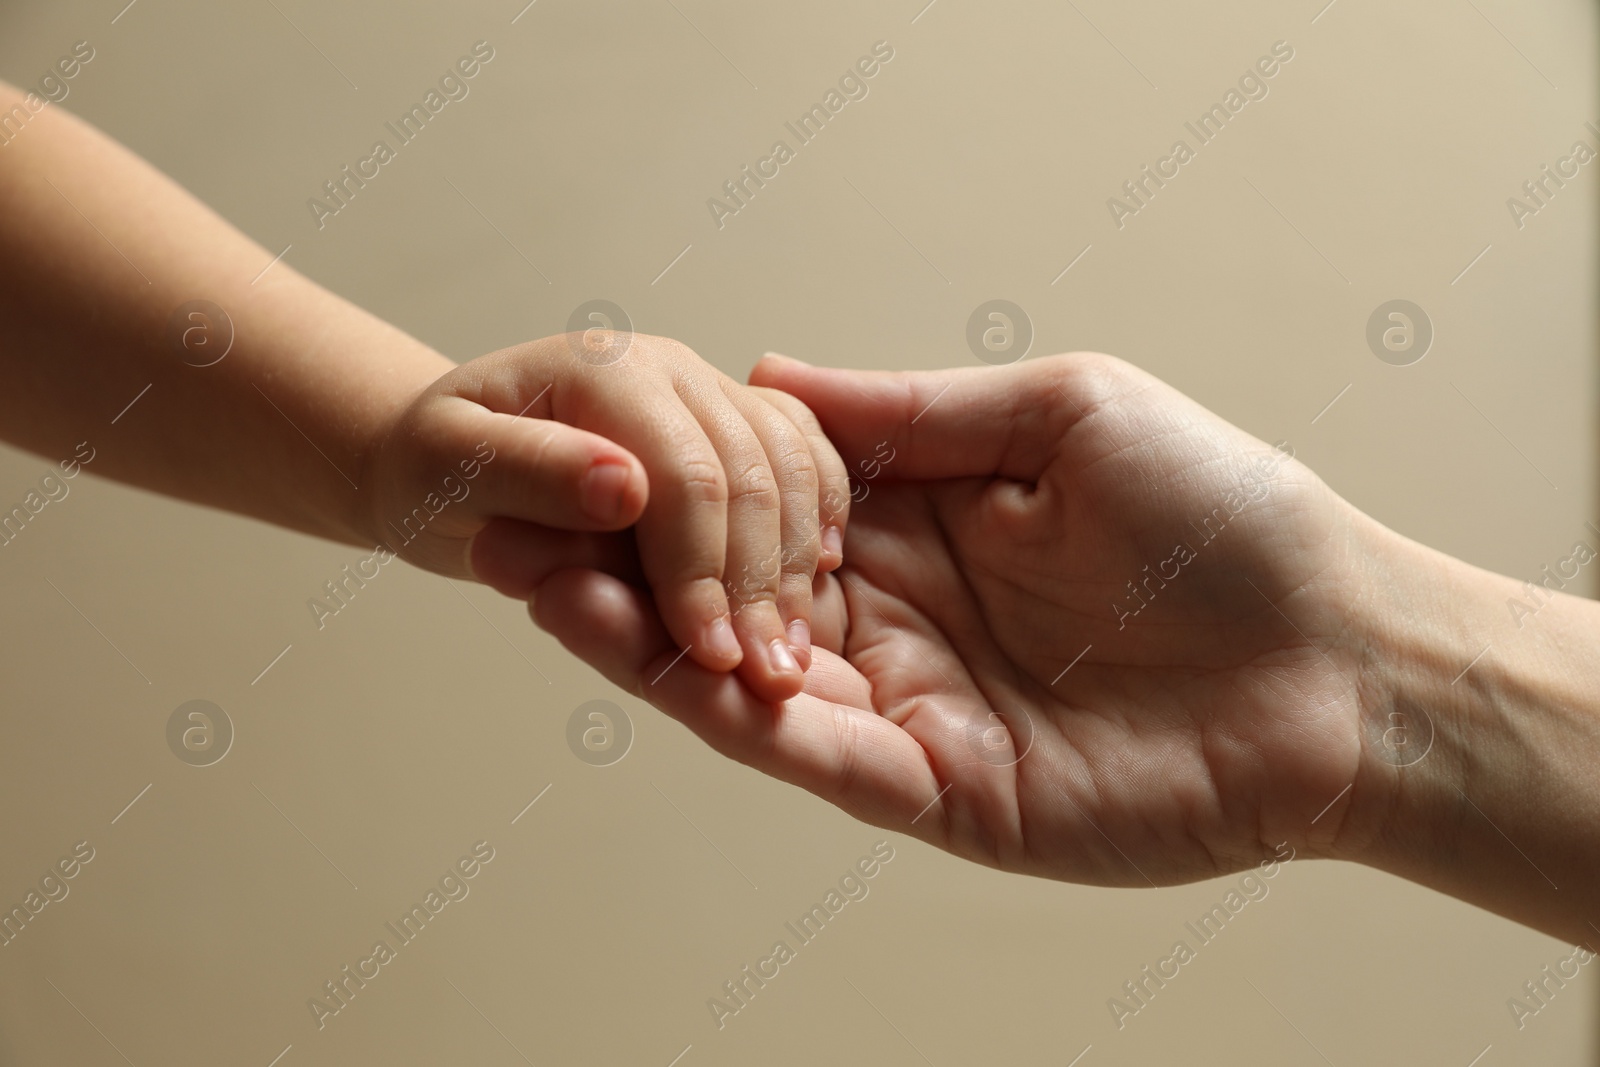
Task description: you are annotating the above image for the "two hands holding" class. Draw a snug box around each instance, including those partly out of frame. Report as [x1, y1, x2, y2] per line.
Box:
[5, 80, 1598, 949]
[378, 331, 1600, 949]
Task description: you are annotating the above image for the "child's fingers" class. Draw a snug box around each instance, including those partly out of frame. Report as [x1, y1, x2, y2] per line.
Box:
[748, 385, 851, 572]
[669, 379, 803, 703]
[608, 395, 745, 675]
[722, 385, 821, 670]
[418, 395, 648, 531]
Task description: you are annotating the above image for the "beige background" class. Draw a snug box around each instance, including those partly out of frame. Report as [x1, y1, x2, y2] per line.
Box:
[1, 0, 1596, 1063]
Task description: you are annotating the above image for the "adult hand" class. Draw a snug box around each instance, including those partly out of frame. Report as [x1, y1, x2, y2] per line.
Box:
[531, 352, 1383, 886]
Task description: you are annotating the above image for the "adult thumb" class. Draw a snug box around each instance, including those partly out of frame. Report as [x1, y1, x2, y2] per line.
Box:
[749, 352, 1111, 483]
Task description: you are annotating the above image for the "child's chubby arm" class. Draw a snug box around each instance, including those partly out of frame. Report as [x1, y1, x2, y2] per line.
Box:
[0, 79, 846, 702]
[363, 333, 852, 703]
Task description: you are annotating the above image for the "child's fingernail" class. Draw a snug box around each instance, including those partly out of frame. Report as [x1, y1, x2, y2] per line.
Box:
[768, 638, 799, 676]
[580, 461, 632, 524]
[822, 525, 843, 559]
[786, 618, 811, 666]
[706, 615, 741, 663]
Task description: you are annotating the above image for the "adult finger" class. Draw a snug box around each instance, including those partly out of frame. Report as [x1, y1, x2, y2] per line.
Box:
[530, 567, 938, 829]
[468, 520, 639, 599]
[749, 351, 1138, 484]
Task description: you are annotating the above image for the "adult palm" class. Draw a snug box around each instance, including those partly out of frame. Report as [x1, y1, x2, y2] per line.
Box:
[532, 353, 1380, 887]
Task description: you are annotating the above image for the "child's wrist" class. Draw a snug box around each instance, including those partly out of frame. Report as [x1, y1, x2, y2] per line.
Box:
[350, 348, 455, 550]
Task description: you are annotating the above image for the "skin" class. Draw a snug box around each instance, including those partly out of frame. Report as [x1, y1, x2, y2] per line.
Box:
[0, 80, 849, 702]
[6, 77, 1596, 950]
[530, 352, 1600, 947]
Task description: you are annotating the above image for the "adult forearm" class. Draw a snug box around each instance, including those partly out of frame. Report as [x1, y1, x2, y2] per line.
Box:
[0, 81, 452, 545]
[1340, 511, 1600, 944]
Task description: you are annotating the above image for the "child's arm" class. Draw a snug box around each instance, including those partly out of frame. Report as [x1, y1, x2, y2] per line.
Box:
[0, 79, 450, 547]
[0, 80, 848, 701]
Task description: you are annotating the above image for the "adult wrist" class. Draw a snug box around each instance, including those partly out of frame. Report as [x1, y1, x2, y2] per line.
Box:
[1332, 510, 1600, 942]
[1325, 514, 1483, 867]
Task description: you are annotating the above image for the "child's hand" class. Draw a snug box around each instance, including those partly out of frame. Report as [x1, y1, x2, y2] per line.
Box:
[362, 332, 849, 702]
